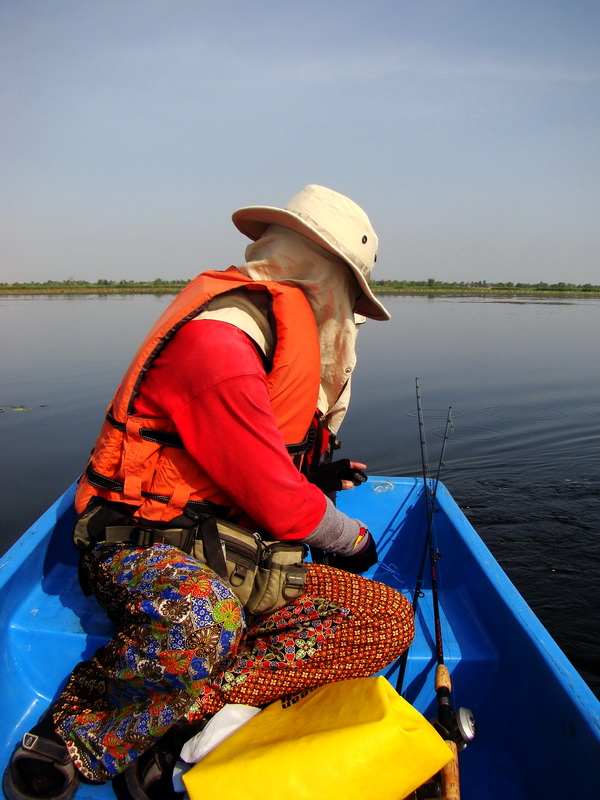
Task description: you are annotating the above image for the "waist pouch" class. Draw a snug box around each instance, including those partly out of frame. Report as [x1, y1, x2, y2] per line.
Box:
[74, 506, 307, 616]
[193, 519, 308, 616]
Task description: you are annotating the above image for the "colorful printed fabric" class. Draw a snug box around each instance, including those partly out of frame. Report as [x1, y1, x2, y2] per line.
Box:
[53, 544, 244, 781]
[53, 545, 414, 783]
[188, 561, 415, 717]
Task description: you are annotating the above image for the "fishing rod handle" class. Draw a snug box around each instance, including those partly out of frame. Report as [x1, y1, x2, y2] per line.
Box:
[435, 664, 452, 692]
[440, 740, 460, 800]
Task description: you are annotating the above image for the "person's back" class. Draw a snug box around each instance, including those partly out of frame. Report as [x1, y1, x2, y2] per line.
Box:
[3, 185, 414, 800]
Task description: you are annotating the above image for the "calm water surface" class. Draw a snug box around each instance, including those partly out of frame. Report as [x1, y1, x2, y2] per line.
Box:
[1, 293, 599, 695]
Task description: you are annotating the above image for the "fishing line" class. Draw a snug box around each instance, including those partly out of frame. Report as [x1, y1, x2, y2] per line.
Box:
[396, 379, 451, 694]
[396, 380, 474, 800]
[429, 407, 453, 672]
[376, 561, 411, 593]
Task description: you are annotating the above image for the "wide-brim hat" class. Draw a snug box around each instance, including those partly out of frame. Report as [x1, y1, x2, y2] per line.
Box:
[232, 184, 390, 321]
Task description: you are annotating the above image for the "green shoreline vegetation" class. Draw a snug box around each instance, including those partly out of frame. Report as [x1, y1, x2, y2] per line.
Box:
[1, 277, 599, 297]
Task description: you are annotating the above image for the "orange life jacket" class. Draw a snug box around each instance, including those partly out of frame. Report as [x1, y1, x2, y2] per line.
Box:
[74, 267, 322, 521]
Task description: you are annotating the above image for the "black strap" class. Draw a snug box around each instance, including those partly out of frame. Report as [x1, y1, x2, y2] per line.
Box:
[105, 409, 312, 457]
[85, 465, 230, 517]
[106, 410, 186, 449]
[198, 517, 228, 579]
[90, 516, 233, 581]
[286, 433, 313, 456]
[309, 417, 324, 473]
[21, 733, 71, 765]
[103, 525, 195, 551]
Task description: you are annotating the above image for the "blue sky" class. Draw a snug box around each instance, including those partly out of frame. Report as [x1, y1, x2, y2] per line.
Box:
[2, 0, 599, 284]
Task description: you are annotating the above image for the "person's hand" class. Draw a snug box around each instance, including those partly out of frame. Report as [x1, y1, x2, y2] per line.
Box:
[309, 459, 367, 494]
[328, 529, 378, 575]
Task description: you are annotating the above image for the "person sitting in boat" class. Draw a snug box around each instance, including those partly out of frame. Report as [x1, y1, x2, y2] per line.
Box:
[3, 185, 415, 800]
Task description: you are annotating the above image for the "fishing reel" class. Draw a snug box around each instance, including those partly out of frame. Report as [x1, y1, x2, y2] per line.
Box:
[434, 705, 476, 751]
[407, 710, 476, 799]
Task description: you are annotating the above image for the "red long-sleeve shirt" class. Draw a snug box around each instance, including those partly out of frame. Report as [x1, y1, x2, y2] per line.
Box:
[133, 319, 327, 540]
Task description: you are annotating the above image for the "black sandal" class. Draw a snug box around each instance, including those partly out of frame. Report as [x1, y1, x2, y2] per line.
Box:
[117, 719, 209, 800]
[121, 745, 183, 800]
[2, 733, 80, 800]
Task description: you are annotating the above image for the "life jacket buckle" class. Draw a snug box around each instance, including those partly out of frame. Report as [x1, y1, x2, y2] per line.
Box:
[284, 567, 306, 588]
[130, 528, 155, 547]
[282, 565, 308, 601]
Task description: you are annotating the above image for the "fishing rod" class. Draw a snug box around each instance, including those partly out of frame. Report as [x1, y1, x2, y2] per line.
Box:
[396, 379, 451, 694]
[427, 420, 473, 800]
[401, 380, 475, 800]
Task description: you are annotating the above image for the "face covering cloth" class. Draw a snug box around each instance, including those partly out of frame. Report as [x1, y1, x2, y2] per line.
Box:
[238, 224, 363, 434]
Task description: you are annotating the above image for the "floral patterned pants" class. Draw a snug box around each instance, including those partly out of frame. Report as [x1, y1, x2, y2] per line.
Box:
[53, 543, 414, 782]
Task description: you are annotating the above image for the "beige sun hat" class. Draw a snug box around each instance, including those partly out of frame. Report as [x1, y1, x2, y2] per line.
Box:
[232, 184, 390, 321]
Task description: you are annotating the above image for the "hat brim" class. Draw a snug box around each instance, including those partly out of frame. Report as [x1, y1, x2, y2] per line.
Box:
[232, 205, 391, 321]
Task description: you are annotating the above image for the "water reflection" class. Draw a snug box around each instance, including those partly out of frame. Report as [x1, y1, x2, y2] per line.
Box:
[1, 292, 599, 695]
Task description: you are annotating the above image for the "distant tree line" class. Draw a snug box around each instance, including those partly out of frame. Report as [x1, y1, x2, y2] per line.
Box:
[12, 278, 191, 286]
[0, 278, 190, 293]
[370, 279, 600, 293]
[1, 278, 599, 294]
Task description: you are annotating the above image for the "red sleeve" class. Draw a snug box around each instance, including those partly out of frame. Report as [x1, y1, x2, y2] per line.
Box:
[134, 319, 327, 540]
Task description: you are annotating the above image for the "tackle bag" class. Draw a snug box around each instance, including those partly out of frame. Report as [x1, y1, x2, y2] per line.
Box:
[75, 505, 308, 616]
[182, 676, 453, 800]
[192, 517, 308, 616]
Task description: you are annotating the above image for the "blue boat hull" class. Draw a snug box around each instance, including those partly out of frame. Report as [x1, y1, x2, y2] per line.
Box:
[1, 477, 599, 799]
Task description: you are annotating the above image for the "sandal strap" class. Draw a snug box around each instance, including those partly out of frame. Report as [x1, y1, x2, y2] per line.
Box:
[21, 733, 70, 766]
[139, 751, 164, 788]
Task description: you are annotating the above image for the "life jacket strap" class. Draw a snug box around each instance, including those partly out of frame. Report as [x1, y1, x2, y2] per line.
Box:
[106, 410, 186, 449]
[101, 517, 231, 582]
[105, 409, 314, 457]
[103, 525, 196, 551]
[85, 464, 230, 518]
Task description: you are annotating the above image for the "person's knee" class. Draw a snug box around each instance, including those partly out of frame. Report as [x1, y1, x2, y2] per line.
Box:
[140, 564, 246, 686]
[386, 588, 415, 654]
[366, 587, 415, 667]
